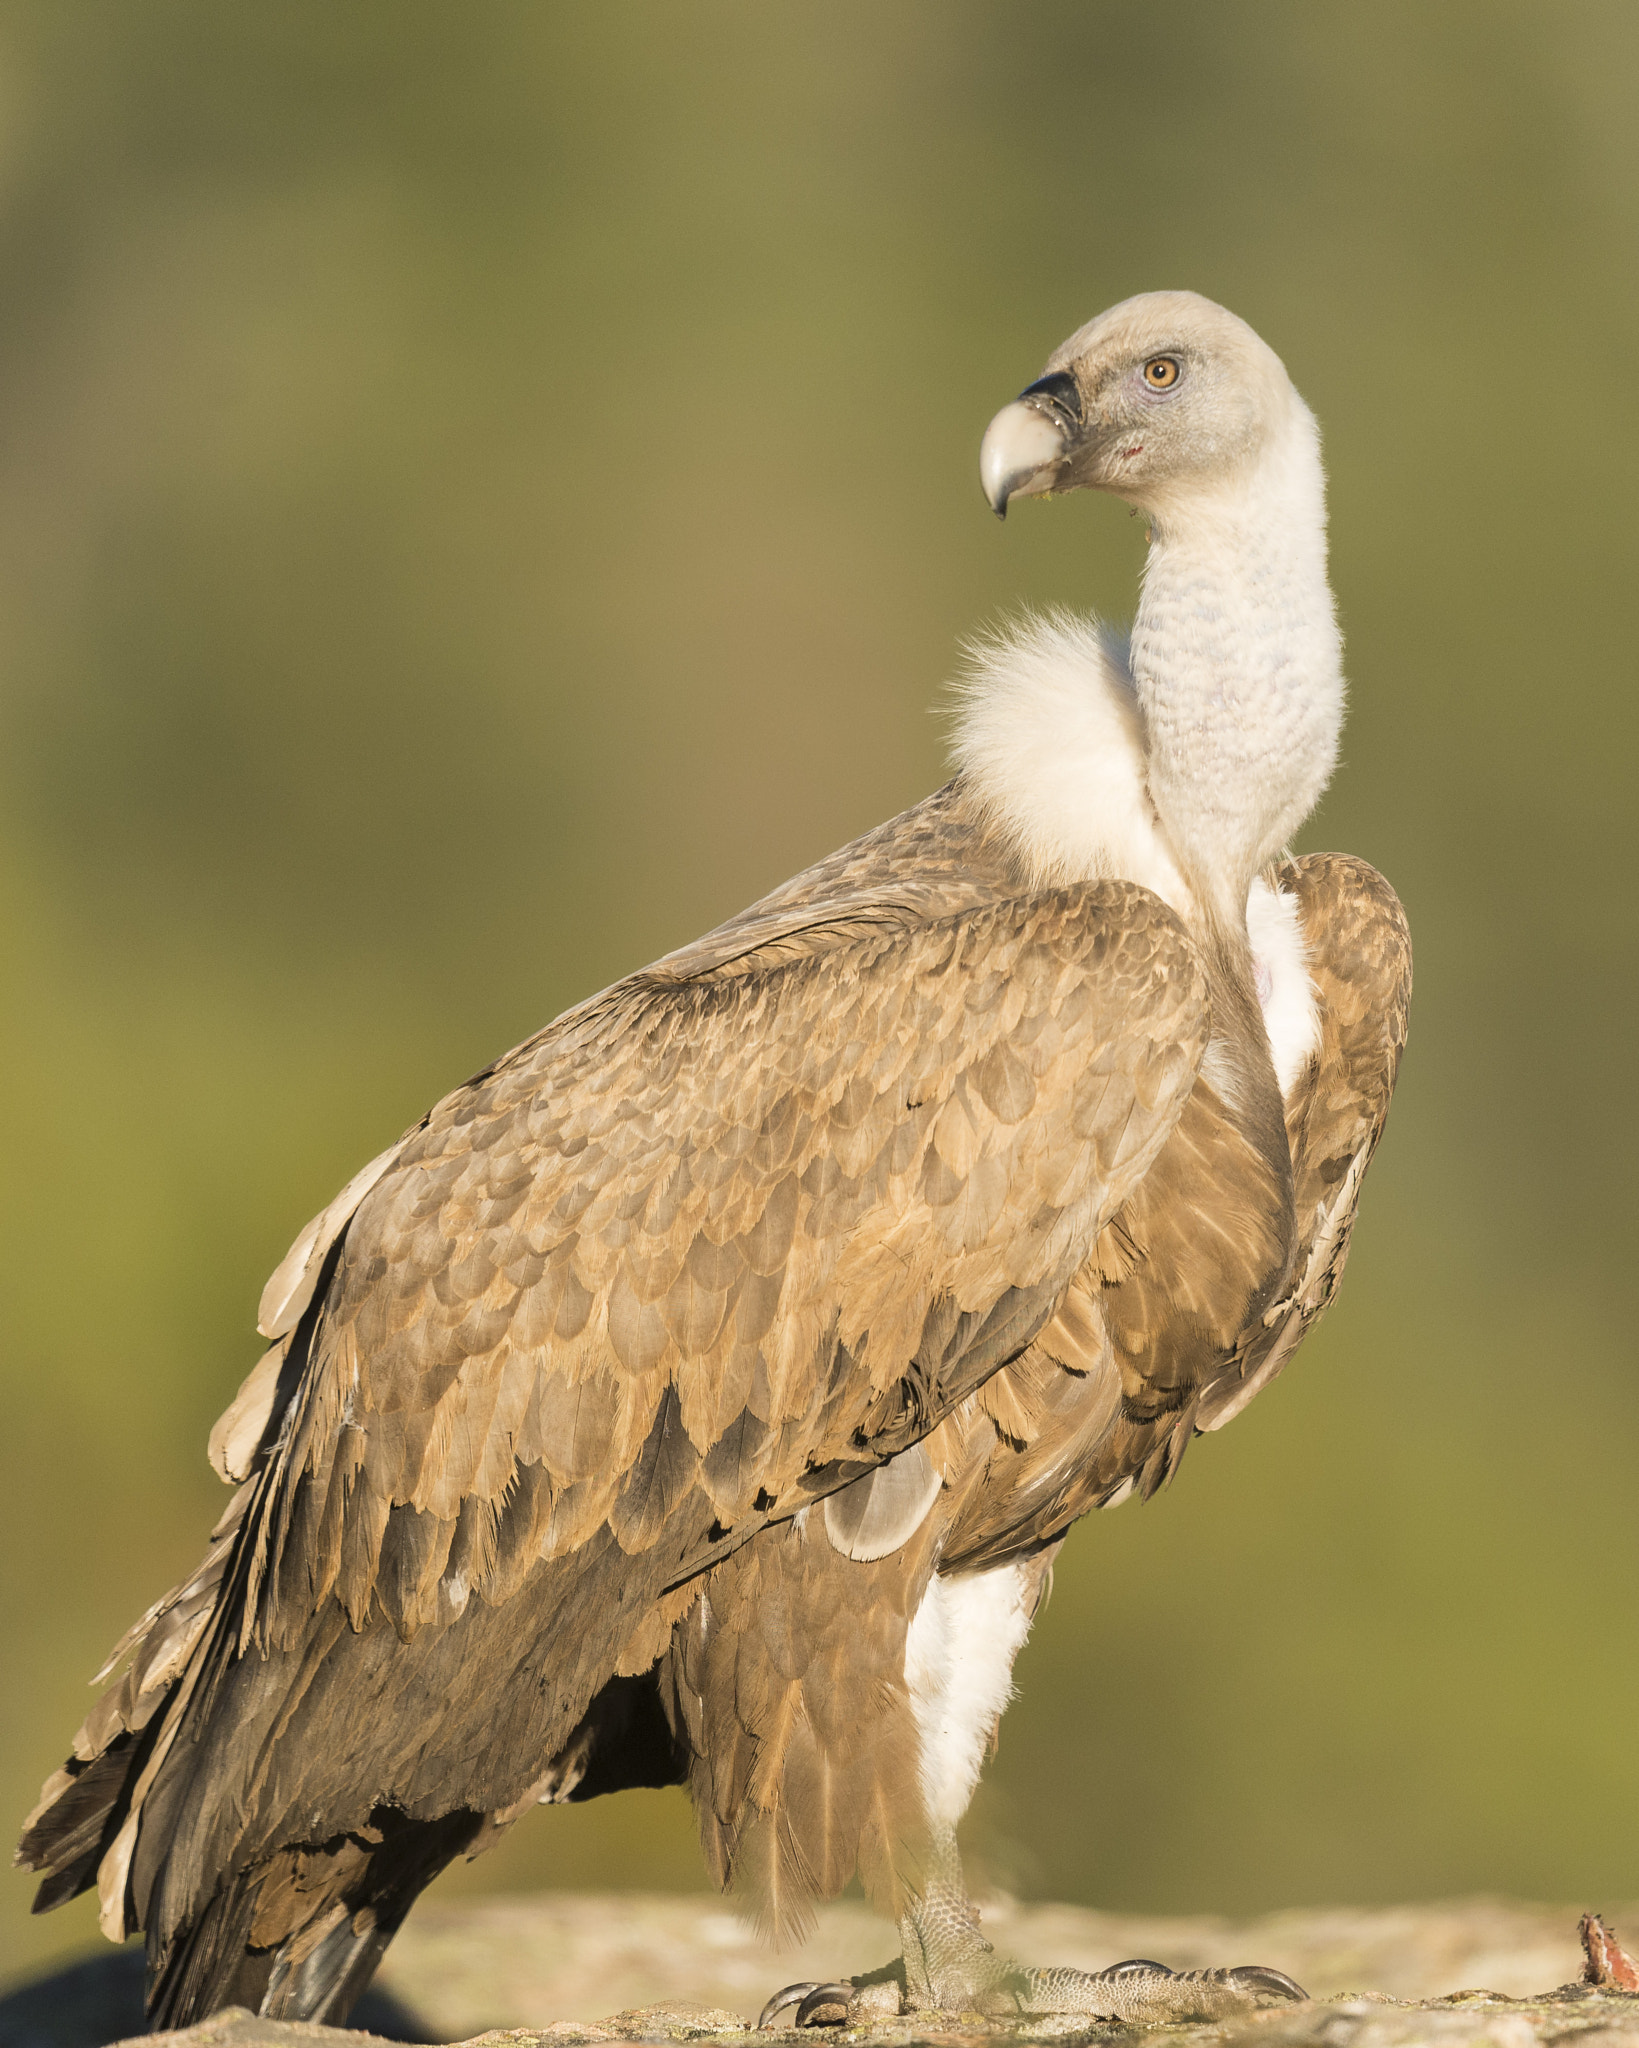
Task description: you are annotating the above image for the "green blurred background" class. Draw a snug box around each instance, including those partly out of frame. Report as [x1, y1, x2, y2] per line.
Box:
[4, 0, 1638, 1993]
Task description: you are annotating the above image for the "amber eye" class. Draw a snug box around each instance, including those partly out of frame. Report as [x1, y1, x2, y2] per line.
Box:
[1143, 356, 1180, 389]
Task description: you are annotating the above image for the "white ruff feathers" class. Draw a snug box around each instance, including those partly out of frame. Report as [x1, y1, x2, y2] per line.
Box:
[951, 611, 1319, 1098]
[951, 610, 1192, 913]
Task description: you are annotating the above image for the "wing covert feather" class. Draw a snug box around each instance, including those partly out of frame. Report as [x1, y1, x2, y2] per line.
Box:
[941, 852, 1410, 1567]
[1196, 851, 1411, 1431]
[246, 883, 1207, 1653]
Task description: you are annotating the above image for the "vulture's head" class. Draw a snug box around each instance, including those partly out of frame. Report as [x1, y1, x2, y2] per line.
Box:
[979, 290, 1306, 521]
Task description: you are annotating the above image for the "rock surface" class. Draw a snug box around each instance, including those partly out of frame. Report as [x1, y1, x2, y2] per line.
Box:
[3, 1896, 1637, 2048]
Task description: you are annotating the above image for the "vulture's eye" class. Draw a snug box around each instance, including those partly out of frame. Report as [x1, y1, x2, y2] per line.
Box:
[1143, 357, 1181, 390]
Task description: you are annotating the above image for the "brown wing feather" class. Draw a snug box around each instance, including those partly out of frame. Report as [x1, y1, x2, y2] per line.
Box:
[22, 867, 1210, 1987]
[669, 1506, 941, 1936]
[1196, 851, 1412, 1431]
[941, 851, 1409, 1567]
[260, 881, 1204, 1641]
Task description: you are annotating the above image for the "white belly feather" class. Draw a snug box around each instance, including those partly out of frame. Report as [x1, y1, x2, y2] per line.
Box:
[905, 1562, 1038, 1830]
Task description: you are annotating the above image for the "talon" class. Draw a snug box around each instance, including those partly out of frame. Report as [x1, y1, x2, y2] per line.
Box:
[758, 1982, 832, 2029]
[793, 1984, 856, 2027]
[1218, 1965, 1308, 2003]
[1096, 1958, 1176, 1980]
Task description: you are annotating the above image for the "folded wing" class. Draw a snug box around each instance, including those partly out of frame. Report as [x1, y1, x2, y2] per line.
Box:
[20, 877, 1211, 2010]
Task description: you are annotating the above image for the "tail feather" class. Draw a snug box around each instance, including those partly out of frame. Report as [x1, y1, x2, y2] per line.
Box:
[16, 1474, 477, 2030]
[145, 1864, 269, 2031]
[145, 1806, 482, 2030]
[16, 1478, 253, 1935]
[261, 1903, 397, 2027]
[16, 1734, 143, 1915]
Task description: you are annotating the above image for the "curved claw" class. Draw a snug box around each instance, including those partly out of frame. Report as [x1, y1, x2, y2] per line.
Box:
[1218, 1965, 1309, 2004]
[758, 1983, 828, 2029]
[1095, 1958, 1175, 1980]
[758, 1982, 854, 2030]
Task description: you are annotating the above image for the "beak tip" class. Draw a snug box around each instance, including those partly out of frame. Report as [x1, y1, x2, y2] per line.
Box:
[978, 398, 1066, 526]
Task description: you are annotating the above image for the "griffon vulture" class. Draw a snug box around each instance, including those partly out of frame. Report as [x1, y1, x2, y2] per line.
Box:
[19, 291, 1410, 2031]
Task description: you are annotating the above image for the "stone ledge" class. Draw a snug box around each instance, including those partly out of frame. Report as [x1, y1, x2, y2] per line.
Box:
[5, 1896, 1638, 2048]
[94, 1986, 1639, 2048]
[378, 1894, 1639, 2038]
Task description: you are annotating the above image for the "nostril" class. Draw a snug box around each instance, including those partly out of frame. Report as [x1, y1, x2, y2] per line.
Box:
[1018, 370, 1083, 430]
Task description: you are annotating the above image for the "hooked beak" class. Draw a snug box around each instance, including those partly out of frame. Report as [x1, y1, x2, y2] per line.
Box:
[979, 370, 1083, 518]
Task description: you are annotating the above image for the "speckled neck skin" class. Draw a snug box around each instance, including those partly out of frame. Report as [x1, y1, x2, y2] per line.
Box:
[1130, 400, 1343, 926]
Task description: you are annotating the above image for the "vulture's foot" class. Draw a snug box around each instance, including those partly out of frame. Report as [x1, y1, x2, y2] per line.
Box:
[756, 1956, 1307, 2028]
[978, 1959, 1310, 2022]
[755, 1830, 1306, 2027]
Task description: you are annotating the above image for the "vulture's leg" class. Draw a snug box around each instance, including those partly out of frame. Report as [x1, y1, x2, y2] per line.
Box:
[759, 1827, 997, 2023]
[759, 1555, 1307, 2028]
